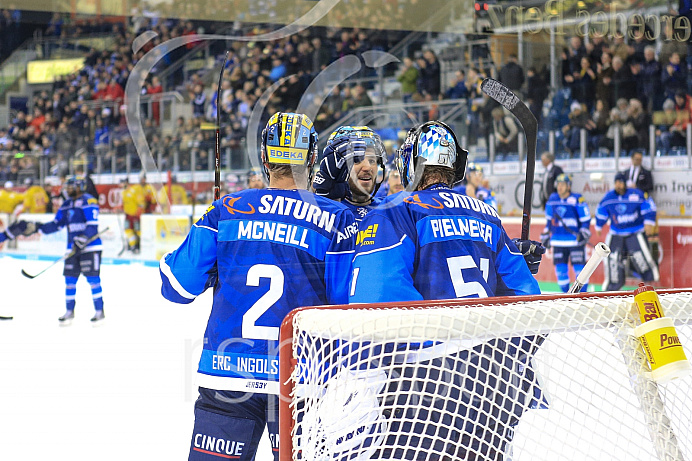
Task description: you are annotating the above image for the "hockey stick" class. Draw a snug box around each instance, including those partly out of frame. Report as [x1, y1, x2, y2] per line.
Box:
[552, 213, 594, 248]
[480, 78, 537, 240]
[214, 51, 229, 202]
[0, 315, 13, 320]
[21, 227, 110, 279]
[568, 242, 611, 293]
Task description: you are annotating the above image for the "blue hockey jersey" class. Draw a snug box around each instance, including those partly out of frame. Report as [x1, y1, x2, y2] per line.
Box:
[160, 189, 356, 394]
[350, 185, 540, 303]
[38, 194, 102, 252]
[595, 188, 656, 235]
[545, 192, 591, 247]
[453, 183, 498, 211]
[341, 196, 382, 223]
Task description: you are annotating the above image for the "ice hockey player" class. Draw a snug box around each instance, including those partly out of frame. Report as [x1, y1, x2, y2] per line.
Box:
[25, 176, 105, 324]
[348, 120, 546, 461]
[453, 162, 497, 210]
[312, 125, 387, 222]
[159, 112, 356, 461]
[595, 171, 658, 291]
[122, 172, 156, 253]
[541, 173, 592, 292]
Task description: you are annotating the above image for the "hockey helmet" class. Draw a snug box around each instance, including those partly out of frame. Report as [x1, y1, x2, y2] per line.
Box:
[395, 120, 467, 190]
[261, 112, 318, 181]
[324, 125, 387, 198]
[466, 162, 484, 175]
[64, 175, 86, 195]
[554, 173, 572, 186]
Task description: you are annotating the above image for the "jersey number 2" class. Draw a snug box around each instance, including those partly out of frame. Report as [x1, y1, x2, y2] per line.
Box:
[243, 264, 283, 340]
[447, 256, 489, 298]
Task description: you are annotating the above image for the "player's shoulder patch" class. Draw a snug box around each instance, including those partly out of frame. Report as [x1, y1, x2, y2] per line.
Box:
[87, 197, 98, 205]
[577, 195, 585, 203]
[628, 193, 641, 201]
[567, 196, 577, 205]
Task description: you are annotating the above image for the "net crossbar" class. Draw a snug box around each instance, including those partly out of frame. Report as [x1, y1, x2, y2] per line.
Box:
[279, 290, 692, 461]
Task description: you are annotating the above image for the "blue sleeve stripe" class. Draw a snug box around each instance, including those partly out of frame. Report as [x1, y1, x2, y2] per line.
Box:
[86, 220, 98, 225]
[159, 253, 197, 300]
[353, 234, 407, 260]
[579, 216, 591, 222]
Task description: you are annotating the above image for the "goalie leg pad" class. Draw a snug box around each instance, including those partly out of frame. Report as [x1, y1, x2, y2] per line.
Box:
[189, 388, 276, 461]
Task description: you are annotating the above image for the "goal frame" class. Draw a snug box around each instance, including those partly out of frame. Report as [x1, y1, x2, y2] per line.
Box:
[278, 288, 692, 461]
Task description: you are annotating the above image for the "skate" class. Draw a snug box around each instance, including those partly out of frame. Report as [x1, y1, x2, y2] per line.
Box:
[90, 310, 105, 324]
[58, 310, 75, 326]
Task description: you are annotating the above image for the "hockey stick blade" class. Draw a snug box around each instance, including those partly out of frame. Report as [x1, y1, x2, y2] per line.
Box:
[21, 227, 110, 280]
[481, 78, 537, 240]
[568, 242, 611, 293]
[0, 315, 13, 320]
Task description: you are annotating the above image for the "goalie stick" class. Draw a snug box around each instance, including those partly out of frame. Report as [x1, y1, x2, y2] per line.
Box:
[21, 227, 110, 280]
[568, 242, 611, 293]
[214, 51, 229, 202]
[480, 78, 537, 240]
[0, 315, 13, 320]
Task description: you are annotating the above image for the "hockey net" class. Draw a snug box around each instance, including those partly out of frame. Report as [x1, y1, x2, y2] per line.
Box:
[278, 289, 692, 461]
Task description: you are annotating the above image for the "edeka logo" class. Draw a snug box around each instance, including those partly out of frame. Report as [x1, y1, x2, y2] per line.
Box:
[193, 433, 245, 458]
[677, 233, 692, 246]
[404, 194, 444, 210]
[222, 196, 255, 215]
[267, 147, 305, 164]
[356, 224, 378, 246]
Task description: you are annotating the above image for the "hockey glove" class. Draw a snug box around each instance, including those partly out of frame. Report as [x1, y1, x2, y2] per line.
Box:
[540, 229, 551, 249]
[512, 238, 546, 275]
[3, 221, 38, 240]
[312, 136, 367, 200]
[577, 228, 591, 246]
[73, 234, 89, 253]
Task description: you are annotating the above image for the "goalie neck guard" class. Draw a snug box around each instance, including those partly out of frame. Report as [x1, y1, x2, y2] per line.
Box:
[325, 125, 388, 199]
[261, 112, 318, 181]
[395, 120, 467, 191]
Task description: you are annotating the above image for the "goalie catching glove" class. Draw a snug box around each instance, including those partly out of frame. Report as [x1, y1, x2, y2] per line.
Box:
[313, 136, 367, 200]
[512, 238, 546, 275]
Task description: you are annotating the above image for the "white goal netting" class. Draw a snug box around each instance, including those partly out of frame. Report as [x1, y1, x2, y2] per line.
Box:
[279, 290, 692, 461]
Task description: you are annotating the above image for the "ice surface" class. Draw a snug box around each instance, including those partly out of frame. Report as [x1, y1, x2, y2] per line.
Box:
[0, 256, 274, 461]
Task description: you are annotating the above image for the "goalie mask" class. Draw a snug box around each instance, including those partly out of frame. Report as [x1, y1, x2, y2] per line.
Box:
[261, 112, 318, 183]
[395, 120, 467, 191]
[325, 125, 388, 199]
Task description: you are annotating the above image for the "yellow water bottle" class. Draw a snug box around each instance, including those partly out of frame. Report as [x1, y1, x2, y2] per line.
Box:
[633, 283, 692, 383]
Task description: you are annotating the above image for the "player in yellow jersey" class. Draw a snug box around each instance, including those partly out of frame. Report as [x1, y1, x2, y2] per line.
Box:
[121, 172, 157, 253]
[156, 176, 190, 213]
[0, 182, 25, 214]
[21, 178, 51, 214]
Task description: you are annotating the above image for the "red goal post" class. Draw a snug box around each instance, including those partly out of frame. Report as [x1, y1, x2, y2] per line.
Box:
[279, 289, 692, 461]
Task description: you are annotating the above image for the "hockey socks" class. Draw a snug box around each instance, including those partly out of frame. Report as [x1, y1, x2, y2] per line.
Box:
[65, 276, 78, 311]
[86, 276, 104, 311]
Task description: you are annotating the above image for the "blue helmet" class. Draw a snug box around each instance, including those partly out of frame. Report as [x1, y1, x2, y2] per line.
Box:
[64, 175, 86, 193]
[555, 173, 572, 186]
[396, 120, 467, 190]
[324, 125, 387, 198]
[261, 112, 318, 181]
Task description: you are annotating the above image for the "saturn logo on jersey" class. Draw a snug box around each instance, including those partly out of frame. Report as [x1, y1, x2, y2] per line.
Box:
[193, 433, 245, 458]
[404, 194, 444, 209]
[222, 196, 256, 215]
